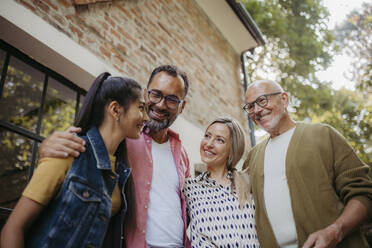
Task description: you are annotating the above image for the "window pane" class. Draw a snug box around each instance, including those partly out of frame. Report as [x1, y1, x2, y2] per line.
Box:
[0, 127, 34, 209]
[0, 57, 44, 133]
[0, 48, 6, 80]
[40, 77, 77, 137]
[79, 94, 85, 109]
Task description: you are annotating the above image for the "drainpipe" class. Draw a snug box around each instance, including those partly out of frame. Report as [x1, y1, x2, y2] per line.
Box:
[240, 49, 256, 147]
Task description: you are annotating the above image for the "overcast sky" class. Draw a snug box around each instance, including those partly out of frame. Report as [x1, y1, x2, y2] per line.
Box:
[317, 0, 368, 90]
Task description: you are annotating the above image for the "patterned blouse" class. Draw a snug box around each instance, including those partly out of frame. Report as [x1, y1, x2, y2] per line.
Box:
[183, 171, 260, 248]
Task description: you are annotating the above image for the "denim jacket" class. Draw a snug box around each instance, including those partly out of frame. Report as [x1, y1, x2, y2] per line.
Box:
[26, 127, 131, 248]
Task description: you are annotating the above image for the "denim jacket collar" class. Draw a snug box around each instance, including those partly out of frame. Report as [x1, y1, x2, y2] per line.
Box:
[86, 127, 112, 170]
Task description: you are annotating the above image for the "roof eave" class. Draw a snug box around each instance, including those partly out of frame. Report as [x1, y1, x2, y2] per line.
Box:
[225, 0, 265, 48]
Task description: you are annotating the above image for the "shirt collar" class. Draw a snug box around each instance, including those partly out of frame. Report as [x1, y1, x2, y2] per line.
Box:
[86, 127, 112, 170]
[197, 170, 234, 183]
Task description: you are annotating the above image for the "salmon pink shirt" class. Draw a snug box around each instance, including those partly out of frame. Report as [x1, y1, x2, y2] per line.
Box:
[124, 128, 191, 248]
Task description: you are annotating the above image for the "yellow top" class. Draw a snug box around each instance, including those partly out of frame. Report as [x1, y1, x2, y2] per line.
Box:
[23, 155, 121, 216]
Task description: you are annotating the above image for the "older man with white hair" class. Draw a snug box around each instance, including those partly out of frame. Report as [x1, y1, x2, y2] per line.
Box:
[241, 79, 372, 248]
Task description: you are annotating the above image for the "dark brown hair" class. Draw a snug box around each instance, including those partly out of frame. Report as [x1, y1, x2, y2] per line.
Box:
[75, 72, 142, 134]
[147, 65, 189, 98]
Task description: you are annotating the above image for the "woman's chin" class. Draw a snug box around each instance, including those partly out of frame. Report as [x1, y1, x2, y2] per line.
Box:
[200, 157, 210, 165]
[203, 160, 216, 168]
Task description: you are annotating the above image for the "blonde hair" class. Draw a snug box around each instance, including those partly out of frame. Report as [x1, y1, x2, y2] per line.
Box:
[207, 117, 252, 208]
[206, 117, 246, 170]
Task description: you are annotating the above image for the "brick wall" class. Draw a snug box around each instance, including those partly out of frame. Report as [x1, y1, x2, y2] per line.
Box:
[15, 0, 250, 138]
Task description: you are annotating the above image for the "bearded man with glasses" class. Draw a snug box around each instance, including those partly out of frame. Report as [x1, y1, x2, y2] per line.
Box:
[146, 88, 183, 132]
[239, 79, 372, 248]
[37, 65, 191, 248]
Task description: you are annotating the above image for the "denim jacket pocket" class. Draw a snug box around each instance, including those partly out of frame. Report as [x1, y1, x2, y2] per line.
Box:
[57, 179, 102, 229]
[69, 179, 102, 203]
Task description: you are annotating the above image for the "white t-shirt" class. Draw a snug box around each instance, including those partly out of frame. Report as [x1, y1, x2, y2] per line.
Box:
[264, 127, 298, 247]
[146, 140, 184, 248]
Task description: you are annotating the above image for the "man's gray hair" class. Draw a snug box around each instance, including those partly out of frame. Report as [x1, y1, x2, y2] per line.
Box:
[249, 79, 284, 92]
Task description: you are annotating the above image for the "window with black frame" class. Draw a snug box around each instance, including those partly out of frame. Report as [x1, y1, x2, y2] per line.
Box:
[0, 40, 86, 229]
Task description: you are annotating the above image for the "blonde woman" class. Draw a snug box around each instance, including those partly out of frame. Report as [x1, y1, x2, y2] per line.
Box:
[183, 117, 259, 247]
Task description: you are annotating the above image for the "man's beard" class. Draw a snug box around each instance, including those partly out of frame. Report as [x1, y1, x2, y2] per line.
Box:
[255, 109, 284, 133]
[146, 106, 178, 132]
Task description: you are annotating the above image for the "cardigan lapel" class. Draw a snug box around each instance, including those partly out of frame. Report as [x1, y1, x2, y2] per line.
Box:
[284, 123, 304, 180]
[284, 123, 308, 245]
[251, 138, 279, 247]
[256, 138, 269, 177]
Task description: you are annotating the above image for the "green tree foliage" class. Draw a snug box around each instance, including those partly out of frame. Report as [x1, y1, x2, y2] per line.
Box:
[243, 0, 333, 79]
[312, 89, 372, 165]
[242, 0, 335, 118]
[334, 2, 372, 92]
[242, 0, 371, 165]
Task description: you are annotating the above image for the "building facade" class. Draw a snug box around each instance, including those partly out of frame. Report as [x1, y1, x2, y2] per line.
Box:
[0, 0, 264, 228]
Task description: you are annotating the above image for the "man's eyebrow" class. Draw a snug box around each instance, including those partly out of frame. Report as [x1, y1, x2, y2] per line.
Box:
[150, 89, 161, 93]
[248, 94, 265, 103]
[150, 89, 178, 97]
[166, 94, 179, 98]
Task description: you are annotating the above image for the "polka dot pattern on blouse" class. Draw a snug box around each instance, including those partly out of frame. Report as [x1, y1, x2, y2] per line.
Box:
[183, 171, 260, 248]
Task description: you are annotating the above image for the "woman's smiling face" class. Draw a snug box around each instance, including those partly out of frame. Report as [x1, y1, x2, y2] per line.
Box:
[200, 122, 231, 168]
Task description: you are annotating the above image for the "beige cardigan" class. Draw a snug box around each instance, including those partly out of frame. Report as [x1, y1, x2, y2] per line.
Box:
[239, 123, 372, 248]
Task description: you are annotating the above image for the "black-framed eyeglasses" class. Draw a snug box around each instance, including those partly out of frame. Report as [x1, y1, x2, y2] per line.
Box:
[148, 89, 182, 110]
[243, 92, 281, 114]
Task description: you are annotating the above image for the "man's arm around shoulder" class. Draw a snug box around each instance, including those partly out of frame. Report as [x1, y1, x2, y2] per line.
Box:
[39, 126, 85, 159]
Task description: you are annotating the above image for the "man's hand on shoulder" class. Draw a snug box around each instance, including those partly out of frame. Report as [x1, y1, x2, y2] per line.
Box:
[302, 223, 343, 248]
[39, 126, 86, 159]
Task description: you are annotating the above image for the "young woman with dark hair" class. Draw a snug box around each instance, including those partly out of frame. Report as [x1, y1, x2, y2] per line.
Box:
[1, 72, 148, 248]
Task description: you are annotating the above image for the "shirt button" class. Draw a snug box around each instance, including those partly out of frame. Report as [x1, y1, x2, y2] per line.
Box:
[147, 181, 151, 185]
[144, 205, 148, 209]
[142, 230, 145, 234]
